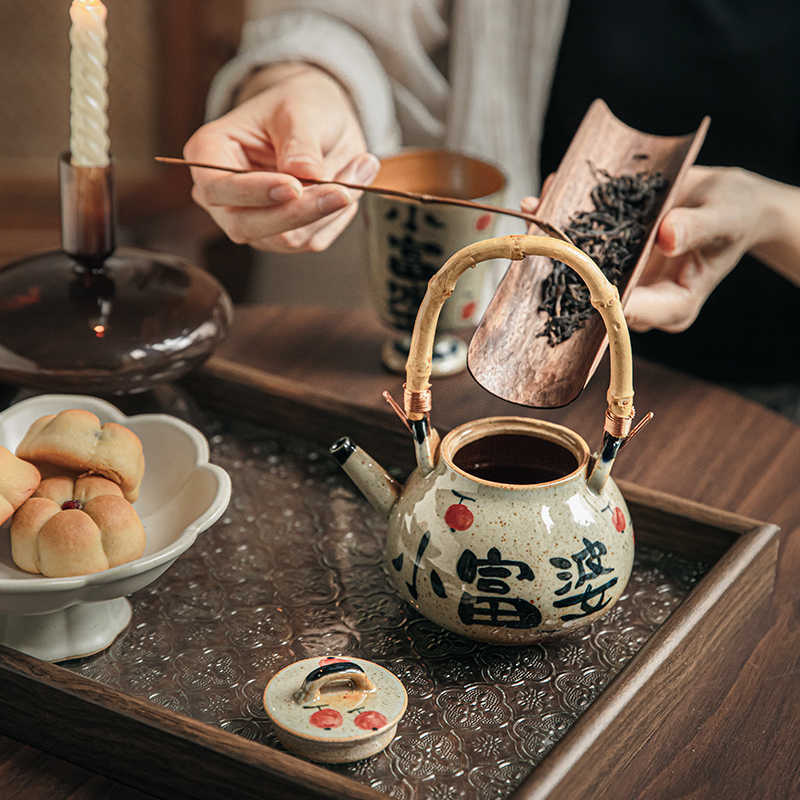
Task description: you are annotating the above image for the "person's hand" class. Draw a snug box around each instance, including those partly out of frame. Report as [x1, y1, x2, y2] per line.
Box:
[184, 62, 379, 253]
[523, 167, 771, 333]
[624, 166, 761, 332]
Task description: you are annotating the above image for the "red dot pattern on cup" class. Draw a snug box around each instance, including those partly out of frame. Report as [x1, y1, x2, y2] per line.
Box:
[310, 708, 343, 729]
[475, 213, 492, 231]
[461, 301, 477, 320]
[354, 710, 388, 731]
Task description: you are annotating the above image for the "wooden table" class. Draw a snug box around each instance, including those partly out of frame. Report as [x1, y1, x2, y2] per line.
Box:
[3, 304, 800, 800]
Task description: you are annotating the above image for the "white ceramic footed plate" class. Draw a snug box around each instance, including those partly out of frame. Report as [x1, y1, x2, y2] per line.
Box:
[0, 395, 231, 660]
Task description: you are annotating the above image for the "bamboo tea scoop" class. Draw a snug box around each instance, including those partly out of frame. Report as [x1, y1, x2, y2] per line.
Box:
[467, 99, 710, 409]
[154, 156, 568, 240]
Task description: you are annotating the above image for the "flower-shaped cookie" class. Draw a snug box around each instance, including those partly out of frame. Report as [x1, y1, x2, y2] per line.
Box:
[16, 410, 145, 501]
[0, 446, 41, 525]
[11, 475, 146, 577]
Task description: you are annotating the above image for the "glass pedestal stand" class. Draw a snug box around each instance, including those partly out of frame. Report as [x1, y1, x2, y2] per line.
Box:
[0, 154, 232, 394]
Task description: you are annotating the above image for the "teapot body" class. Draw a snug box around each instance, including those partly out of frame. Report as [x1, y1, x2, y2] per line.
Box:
[384, 418, 634, 644]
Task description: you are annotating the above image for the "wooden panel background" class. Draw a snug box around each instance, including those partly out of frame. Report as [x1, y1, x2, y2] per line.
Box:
[0, 0, 244, 258]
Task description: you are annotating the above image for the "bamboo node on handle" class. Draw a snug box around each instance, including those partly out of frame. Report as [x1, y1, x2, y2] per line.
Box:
[591, 289, 620, 309]
[509, 237, 525, 261]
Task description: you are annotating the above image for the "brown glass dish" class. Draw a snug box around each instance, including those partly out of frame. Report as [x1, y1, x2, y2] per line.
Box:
[0, 154, 232, 394]
[0, 247, 232, 393]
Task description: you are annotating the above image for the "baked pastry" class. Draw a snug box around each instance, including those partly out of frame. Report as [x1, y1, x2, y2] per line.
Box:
[0, 446, 41, 525]
[11, 475, 146, 577]
[16, 410, 145, 501]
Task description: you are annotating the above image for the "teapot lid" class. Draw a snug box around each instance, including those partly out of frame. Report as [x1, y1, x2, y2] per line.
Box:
[263, 656, 407, 762]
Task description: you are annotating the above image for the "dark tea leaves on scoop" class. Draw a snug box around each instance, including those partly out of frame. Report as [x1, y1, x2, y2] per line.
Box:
[539, 164, 668, 346]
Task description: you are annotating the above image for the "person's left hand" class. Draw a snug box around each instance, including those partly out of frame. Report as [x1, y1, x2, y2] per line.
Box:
[622, 166, 762, 332]
[523, 166, 765, 333]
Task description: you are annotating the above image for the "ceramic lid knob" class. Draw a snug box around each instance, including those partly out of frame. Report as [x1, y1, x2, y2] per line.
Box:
[263, 656, 407, 764]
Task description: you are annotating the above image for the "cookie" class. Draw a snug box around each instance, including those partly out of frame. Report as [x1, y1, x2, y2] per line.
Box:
[16, 410, 145, 501]
[11, 475, 146, 577]
[0, 446, 41, 525]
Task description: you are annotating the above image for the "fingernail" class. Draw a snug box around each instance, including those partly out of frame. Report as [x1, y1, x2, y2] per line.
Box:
[354, 154, 380, 185]
[317, 189, 351, 214]
[269, 184, 300, 204]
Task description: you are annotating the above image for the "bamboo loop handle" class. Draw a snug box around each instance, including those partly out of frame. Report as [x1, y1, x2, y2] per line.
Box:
[404, 235, 635, 426]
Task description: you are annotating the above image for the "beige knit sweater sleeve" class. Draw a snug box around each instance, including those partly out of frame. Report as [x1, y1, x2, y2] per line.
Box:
[207, 0, 569, 205]
[206, 0, 454, 156]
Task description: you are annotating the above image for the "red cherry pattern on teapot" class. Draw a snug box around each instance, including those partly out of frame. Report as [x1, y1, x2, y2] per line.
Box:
[444, 490, 476, 532]
[445, 504, 473, 531]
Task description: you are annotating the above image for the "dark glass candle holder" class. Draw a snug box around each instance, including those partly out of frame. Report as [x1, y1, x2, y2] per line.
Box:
[0, 154, 232, 394]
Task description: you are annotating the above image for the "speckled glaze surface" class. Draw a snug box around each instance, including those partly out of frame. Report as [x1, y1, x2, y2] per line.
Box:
[263, 655, 407, 763]
[363, 152, 507, 335]
[363, 150, 507, 376]
[364, 194, 502, 333]
[384, 418, 634, 644]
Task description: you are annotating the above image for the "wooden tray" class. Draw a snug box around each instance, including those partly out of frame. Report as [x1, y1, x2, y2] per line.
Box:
[0, 311, 780, 800]
[0, 486, 777, 800]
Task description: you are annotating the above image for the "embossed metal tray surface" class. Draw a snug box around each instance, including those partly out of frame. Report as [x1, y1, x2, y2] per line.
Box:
[0, 388, 779, 800]
[59, 399, 709, 800]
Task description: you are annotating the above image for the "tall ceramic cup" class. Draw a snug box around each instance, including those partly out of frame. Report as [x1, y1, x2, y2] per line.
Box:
[363, 150, 507, 376]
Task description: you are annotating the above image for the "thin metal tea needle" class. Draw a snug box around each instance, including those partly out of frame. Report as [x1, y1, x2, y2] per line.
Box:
[154, 156, 570, 241]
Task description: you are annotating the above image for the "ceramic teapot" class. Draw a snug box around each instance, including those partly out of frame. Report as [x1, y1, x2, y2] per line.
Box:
[330, 234, 644, 644]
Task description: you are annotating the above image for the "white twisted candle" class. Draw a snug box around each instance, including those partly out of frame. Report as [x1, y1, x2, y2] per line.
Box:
[69, 0, 110, 167]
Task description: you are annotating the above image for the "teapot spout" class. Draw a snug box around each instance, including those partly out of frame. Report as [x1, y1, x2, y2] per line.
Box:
[329, 437, 401, 517]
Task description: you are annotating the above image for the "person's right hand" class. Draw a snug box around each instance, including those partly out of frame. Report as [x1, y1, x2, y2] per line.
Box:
[184, 62, 379, 253]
